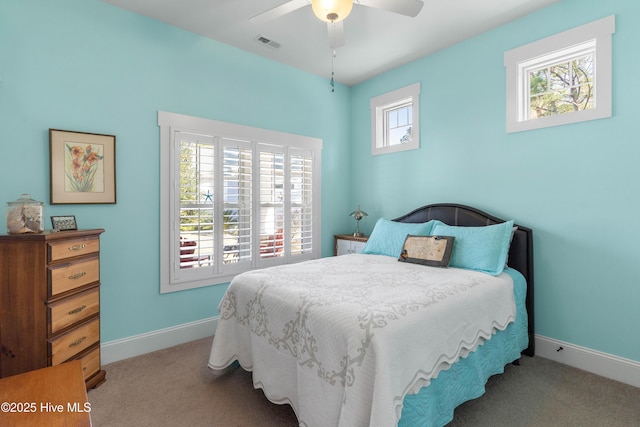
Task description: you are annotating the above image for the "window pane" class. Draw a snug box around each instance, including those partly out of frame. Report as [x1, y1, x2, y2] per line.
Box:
[560, 84, 594, 112]
[388, 126, 411, 146]
[179, 138, 214, 269]
[529, 69, 548, 95]
[549, 62, 570, 91]
[384, 103, 412, 147]
[573, 55, 593, 84]
[223, 144, 252, 264]
[530, 94, 552, 118]
[397, 107, 408, 127]
[290, 153, 313, 256]
[528, 53, 594, 120]
[259, 150, 284, 259]
[388, 110, 397, 128]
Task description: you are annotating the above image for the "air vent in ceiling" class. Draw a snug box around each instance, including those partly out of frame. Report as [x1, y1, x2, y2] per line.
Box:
[254, 35, 282, 49]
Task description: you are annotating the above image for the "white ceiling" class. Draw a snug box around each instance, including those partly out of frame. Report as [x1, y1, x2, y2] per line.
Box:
[100, 0, 558, 86]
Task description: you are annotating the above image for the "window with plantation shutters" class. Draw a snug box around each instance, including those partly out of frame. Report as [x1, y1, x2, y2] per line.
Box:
[159, 111, 322, 293]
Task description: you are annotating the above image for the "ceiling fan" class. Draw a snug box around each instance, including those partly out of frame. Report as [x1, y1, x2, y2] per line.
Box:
[249, 0, 424, 49]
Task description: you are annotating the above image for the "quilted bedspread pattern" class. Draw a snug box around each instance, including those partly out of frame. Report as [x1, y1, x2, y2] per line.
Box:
[208, 254, 516, 427]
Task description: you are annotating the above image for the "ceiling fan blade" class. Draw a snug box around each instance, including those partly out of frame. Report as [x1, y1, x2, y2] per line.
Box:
[327, 20, 345, 49]
[249, 0, 310, 26]
[357, 0, 424, 17]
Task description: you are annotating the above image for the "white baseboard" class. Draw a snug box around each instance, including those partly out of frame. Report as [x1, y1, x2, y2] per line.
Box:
[535, 335, 640, 388]
[101, 317, 218, 365]
[100, 324, 640, 389]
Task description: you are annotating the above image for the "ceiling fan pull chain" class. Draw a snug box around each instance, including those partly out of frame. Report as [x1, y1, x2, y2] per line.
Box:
[329, 21, 336, 93]
[330, 19, 336, 93]
[330, 48, 336, 92]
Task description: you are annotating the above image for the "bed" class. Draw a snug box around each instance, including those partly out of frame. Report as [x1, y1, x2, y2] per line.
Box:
[208, 203, 534, 427]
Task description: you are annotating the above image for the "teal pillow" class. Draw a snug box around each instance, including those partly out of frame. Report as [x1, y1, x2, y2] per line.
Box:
[361, 218, 437, 258]
[430, 220, 515, 275]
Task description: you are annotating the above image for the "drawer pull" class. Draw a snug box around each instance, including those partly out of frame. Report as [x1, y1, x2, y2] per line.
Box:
[68, 305, 87, 315]
[69, 244, 87, 251]
[68, 271, 87, 280]
[69, 336, 87, 348]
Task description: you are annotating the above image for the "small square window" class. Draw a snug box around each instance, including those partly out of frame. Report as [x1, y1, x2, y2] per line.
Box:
[371, 83, 420, 155]
[504, 15, 615, 133]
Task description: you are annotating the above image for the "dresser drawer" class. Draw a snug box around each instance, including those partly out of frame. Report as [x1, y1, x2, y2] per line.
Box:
[73, 345, 100, 381]
[49, 237, 100, 262]
[50, 318, 100, 366]
[49, 287, 100, 335]
[49, 258, 100, 297]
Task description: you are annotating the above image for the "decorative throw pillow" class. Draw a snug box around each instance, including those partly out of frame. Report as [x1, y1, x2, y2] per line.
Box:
[361, 218, 438, 258]
[398, 235, 455, 267]
[430, 220, 515, 275]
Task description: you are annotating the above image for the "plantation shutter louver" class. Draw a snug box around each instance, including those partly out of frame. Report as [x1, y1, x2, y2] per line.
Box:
[290, 149, 313, 256]
[221, 140, 253, 269]
[258, 145, 285, 261]
[177, 132, 215, 273]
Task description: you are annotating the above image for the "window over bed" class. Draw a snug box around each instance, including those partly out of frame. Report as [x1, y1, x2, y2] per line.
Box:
[158, 111, 322, 293]
[504, 15, 615, 133]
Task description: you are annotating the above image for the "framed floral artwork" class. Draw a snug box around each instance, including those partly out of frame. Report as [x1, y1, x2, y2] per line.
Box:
[49, 129, 116, 204]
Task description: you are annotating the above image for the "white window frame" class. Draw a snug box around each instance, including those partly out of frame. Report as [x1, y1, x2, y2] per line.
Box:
[158, 111, 322, 293]
[370, 83, 420, 155]
[504, 15, 615, 133]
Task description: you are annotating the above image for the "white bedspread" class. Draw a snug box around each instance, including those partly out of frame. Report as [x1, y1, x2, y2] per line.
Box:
[208, 254, 516, 427]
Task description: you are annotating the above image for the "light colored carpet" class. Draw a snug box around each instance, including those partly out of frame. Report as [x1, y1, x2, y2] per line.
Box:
[88, 337, 640, 426]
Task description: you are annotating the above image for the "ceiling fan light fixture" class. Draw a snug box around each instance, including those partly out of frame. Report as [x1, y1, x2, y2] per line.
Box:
[311, 0, 353, 23]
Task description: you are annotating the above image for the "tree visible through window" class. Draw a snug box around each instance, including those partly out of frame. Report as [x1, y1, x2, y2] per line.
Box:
[385, 103, 412, 146]
[504, 15, 614, 133]
[371, 83, 420, 155]
[528, 53, 594, 119]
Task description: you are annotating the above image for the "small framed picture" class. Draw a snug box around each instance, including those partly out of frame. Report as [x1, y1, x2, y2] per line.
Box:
[51, 215, 78, 231]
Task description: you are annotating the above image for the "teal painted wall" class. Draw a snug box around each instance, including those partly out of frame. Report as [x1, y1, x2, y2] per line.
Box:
[0, 0, 352, 341]
[1, 0, 638, 364]
[350, 0, 640, 362]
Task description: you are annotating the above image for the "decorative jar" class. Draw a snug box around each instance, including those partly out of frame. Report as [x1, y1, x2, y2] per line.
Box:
[6, 194, 44, 234]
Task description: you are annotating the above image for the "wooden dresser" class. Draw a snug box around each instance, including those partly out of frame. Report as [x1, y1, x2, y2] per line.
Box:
[0, 229, 106, 389]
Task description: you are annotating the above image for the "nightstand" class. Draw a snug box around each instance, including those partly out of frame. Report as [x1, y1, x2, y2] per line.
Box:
[334, 234, 369, 256]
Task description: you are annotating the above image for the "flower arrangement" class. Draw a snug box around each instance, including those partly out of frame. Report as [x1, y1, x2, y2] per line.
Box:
[65, 144, 104, 193]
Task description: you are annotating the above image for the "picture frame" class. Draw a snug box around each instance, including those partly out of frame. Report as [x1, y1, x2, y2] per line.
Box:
[51, 215, 78, 231]
[49, 129, 116, 204]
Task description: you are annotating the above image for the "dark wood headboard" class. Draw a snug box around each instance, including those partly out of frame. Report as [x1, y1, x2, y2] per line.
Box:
[394, 203, 534, 357]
